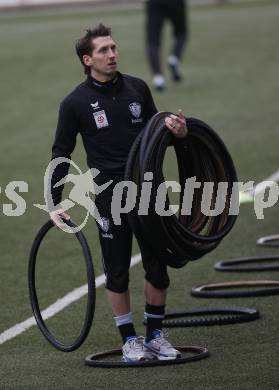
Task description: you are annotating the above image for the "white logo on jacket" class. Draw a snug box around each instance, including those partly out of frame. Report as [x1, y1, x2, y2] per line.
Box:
[100, 217, 110, 233]
[91, 101, 100, 110]
[129, 102, 142, 118]
[99, 217, 113, 239]
[129, 102, 143, 123]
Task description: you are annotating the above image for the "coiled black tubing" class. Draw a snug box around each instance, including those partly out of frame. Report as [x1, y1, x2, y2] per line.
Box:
[124, 112, 238, 268]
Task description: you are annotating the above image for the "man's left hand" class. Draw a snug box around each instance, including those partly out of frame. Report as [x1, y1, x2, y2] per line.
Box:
[165, 109, 188, 138]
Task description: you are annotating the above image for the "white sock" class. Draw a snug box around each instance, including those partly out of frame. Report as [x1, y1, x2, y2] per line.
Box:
[113, 312, 133, 327]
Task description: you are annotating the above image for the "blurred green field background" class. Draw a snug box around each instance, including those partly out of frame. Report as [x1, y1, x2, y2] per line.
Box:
[0, 1, 279, 389]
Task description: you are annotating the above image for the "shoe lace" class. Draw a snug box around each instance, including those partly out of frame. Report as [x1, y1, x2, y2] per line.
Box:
[152, 330, 172, 348]
[125, 336, 144, 352]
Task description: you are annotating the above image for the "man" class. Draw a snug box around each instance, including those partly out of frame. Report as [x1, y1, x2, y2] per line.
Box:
[50, 24, 187, 362]
[145, 0, 188, 91]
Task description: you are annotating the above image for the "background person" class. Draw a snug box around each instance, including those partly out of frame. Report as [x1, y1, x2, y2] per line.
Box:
[49, 24, 187, 362]
[145, 0, 188, 91]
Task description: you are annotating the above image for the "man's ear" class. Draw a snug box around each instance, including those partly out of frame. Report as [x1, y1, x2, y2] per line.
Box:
[83, 54, 93, 67]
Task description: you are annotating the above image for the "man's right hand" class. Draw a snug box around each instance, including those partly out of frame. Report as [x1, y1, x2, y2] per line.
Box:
[49, 208, 71, 229]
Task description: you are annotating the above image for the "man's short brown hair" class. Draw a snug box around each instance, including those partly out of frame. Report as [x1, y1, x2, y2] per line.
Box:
[76, 24, 112, 74]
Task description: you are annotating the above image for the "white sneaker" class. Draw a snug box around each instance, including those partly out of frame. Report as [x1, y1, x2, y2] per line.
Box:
[144, 330, 181, 360]
[153, 74, 166, 91]
[167, 55, 183, 81]
[122, 336, 154, 362]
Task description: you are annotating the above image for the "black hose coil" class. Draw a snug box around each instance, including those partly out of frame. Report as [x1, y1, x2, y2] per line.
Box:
[143, 306, 259, 327]
[28, 219, 95, 352]
[124, 112, 238, 268]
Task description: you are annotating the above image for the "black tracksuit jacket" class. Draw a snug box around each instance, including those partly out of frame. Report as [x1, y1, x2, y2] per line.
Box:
[51, 72, 157, 205]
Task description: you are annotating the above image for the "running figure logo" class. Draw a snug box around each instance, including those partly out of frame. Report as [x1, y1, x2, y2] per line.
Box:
[34, 157, 112, 233]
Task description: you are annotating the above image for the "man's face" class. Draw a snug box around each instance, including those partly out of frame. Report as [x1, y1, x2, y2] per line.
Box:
[83, 36, 118, 81]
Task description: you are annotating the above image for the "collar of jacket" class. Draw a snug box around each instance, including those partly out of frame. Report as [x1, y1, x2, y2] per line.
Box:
[86, 72, 123, 93]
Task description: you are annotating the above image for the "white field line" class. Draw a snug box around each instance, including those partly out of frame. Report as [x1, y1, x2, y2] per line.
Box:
[253, 170, 279, 195]
[1, 169, 279, 346]
[239, 169, 279, 203]
[0, 254, 142, 345]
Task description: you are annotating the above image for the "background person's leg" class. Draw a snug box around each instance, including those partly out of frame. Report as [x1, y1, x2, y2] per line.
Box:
[168, 0, 188, 80]
[145, 0, 166, 90]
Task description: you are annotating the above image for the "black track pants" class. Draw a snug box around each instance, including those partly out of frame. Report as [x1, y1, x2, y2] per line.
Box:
[94, 175, 170, 293]
[145, 0, 188, 74]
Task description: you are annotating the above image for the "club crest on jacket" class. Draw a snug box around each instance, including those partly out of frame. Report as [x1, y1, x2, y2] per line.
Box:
[129, 102, 141, 119]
